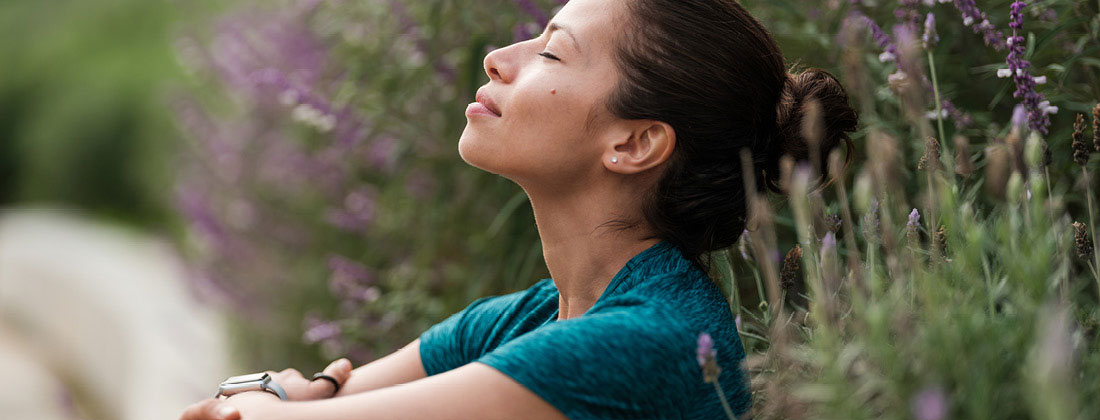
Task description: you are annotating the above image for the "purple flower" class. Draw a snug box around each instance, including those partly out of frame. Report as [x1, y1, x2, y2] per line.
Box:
[696, 332, 715, 367]
[329, 255, 375, 283]
[863, 197, 881, 242]
[327, 254, 382, 302]
[950, 0, 1007, 50]
[855, 11, 973, 128]
[734, 314, 742, 331]
[1011, 103, 1028, 133]
[365, 136, 399, 173]
[910, 385, 948, 420]
[894, 0, 922, 32]
[303, 315, 343, 344]
[176, 186, 228, 250]
[821, 231, 837, 252]
[387, 0, 456, 83]
[922, 13, 938, 49]
[326, 186, 379, 233]
[999, 1, 1054, 134]
[696, 332, 721, 383]
[861, 13, 899, 62]
[908, 208, 921, 229]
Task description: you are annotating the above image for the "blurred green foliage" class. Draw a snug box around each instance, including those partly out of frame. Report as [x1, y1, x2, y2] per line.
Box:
[0, 0, 208, 229]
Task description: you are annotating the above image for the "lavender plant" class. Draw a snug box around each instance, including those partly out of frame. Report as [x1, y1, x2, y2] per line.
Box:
[174, 0, 1100, 418]
[174, 0, 568, 369]
[712, 0, 1100, 418]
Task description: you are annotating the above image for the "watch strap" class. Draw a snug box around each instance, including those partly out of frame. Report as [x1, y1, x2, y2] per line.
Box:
[262, 379, 289, 400]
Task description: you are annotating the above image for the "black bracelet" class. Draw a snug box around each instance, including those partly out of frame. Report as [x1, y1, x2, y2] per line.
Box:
[311, 372, 341, 393]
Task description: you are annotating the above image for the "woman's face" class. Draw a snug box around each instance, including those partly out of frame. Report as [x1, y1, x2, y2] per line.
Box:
[458, 0, 628, 191]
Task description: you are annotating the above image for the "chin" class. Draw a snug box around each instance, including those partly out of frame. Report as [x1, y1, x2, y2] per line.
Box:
[458, 128, 503, 175]
[459, 131, 538, 187]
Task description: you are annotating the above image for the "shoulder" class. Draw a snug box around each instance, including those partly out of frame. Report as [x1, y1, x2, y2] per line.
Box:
[475, 299, 704, 417]
[598, 268, 731, 326]
[461, 278, 556, 317]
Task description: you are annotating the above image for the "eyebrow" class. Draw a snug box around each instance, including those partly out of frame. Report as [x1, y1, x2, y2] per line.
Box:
[547, 22, 581, 54]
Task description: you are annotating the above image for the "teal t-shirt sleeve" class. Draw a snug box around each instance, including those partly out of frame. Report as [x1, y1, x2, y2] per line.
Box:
[418, 287, 534, 376]
[474, 308, 700, 420]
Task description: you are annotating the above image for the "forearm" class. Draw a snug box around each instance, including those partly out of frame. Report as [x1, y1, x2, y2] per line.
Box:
[335, 366, 417, 396]
[333, 339, 427, 397]
[266, 387, 417, 420]
[231, 362, 560, 420]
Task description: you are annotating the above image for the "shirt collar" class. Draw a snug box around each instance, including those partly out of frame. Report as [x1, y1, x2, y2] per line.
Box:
[592, 240, 696, 303]
[542, 240, 698, 322]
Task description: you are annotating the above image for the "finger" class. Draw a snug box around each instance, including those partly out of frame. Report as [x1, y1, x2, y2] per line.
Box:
[322, 358, 353, 385]
[308, 375, 338, 397]
[180, 398, 239, 420]
[280, 367, 303, 378]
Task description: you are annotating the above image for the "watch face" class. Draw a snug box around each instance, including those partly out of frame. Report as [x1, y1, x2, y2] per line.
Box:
[224, 372, 269, 384]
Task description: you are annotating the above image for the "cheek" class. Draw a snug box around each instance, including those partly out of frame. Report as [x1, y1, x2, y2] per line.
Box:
[516, 83, 589, 136]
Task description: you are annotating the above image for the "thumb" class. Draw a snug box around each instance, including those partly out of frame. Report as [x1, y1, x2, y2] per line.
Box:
[216, 405, 241, 420]
[323, 358, 353, 384]
[181, 399, 240, 420]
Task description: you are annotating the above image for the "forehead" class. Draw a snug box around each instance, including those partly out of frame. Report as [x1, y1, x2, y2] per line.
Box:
[550, 0, 625, 53]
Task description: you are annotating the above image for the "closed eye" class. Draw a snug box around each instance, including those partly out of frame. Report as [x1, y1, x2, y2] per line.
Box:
[538, 52, 560, 61]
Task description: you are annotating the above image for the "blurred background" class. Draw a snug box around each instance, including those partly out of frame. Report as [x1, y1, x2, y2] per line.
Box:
[1, 0, 1098, 419]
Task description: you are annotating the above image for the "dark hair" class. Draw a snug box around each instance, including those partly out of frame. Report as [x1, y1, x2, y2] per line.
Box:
[605, 0, 858, 272]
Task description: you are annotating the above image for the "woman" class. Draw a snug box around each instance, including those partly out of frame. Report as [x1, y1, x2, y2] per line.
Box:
[181, 0, 857, 418]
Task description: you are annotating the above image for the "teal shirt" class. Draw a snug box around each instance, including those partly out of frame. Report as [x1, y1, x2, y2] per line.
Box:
[418, 240, 752, 419]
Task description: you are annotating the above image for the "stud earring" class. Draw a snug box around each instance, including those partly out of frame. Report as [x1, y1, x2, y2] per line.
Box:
[611, 157, 619, 164]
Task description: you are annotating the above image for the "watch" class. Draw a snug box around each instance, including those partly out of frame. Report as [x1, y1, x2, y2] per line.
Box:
[215, 372, 289, 401]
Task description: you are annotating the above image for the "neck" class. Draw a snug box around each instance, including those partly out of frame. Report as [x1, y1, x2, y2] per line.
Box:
[518, 180, 659, 321]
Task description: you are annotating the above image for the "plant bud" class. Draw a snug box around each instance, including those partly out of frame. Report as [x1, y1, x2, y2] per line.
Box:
[1025, 131, 1045, 169]
[854, 169, 873, 214]
[1006, 171, 1024, 204]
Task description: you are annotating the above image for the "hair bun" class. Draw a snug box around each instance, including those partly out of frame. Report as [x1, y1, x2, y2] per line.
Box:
[763, 68, 859, 194]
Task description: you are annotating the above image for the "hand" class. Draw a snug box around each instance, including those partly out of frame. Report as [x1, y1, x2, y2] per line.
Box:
[178, 358, 352, 420]
[178, 397, 243, 420]
[179, 390, 282, 420]
[263, 358, 353, 401]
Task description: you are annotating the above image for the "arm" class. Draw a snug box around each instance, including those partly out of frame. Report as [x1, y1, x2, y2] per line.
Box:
[333, 338, 427, 397]
[178, 339, 428, 420]
[228, 362, 568, 420]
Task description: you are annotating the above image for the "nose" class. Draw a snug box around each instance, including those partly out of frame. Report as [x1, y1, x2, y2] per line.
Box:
[483, 44, 514, 83]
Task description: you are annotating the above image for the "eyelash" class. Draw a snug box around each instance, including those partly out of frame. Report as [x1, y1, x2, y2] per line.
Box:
[538, 52, 560, 61]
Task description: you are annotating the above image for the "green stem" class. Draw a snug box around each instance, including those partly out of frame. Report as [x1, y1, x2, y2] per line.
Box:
[712, 381, 738, 420]
[927, 50, 953, 181]
[1044, 167, 1067, 301]
[981, 256, 996, 315]
[726, 249, 742, 322]
[927, 51, 947, 144]
[753, 269, 767, 314]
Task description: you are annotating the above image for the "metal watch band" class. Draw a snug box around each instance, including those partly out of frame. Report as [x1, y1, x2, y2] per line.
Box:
[214, 374, 289, 401]
[262, 380, 289, 400]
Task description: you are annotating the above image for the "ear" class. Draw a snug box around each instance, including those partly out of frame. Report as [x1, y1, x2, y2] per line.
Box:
[604, 120, 676, 174]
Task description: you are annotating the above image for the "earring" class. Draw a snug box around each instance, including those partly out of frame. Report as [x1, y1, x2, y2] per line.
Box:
[611, 157, 619, 164]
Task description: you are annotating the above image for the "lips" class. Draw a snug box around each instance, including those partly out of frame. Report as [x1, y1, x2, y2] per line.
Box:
[475, 88, 503, 117]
